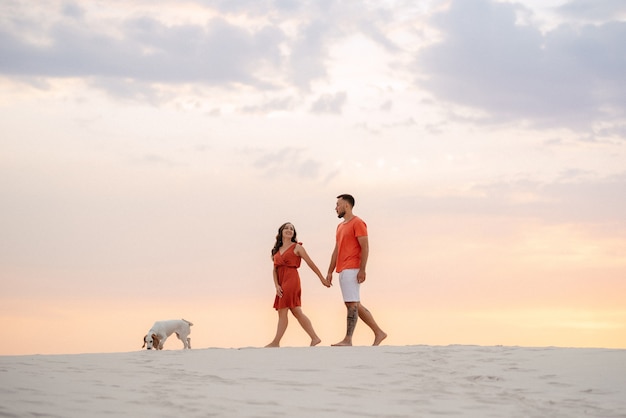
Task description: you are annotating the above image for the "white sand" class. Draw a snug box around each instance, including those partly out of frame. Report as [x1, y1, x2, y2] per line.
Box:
[1, 345, 625, 417]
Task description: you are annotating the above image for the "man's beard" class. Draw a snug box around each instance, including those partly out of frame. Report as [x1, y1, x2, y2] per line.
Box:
[337, 210, 345, 218]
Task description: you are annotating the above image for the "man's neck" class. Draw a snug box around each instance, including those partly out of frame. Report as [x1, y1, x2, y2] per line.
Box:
[342, 212, 355, 222]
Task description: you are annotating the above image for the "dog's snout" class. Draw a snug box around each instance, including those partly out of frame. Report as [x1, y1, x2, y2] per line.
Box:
[147, 347, 152, 350]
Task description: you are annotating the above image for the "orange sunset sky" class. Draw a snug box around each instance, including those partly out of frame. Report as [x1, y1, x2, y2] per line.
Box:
[1, 0, 625, 355]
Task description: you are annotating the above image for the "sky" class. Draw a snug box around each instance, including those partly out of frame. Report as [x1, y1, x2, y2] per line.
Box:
[1, 0, 625, 355]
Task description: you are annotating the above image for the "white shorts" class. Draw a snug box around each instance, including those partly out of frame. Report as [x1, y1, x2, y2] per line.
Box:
[339, 269, 360, 302]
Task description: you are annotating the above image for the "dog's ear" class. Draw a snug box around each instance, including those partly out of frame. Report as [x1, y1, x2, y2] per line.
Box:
[152, 334, 161, 350]
[142, 335, 147, 348]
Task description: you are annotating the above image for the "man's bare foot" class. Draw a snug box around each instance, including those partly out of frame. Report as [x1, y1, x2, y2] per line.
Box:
[310, 338, 322, 346]
[331, 339, 352, 346]
[373, 331, 387, 346]
[265, 342, 280, 348]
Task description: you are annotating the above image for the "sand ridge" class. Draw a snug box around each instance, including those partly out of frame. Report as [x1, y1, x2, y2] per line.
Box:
[1, 345, 625, 417]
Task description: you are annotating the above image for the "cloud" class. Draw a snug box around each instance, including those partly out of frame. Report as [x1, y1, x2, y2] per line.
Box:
[0, 1, 341, 95]
[0, 1, 403, 99]
[356, 18, 400, 53]
[556, 0, 626, 21]
[416, 0, 626, 129]
[5, 0, 624, 130]
[0, 13, 285, 89]
[310, 91, 347, 114]
[239, 96, 296, 114]
[396, 171, 626, 226]
[288, 19, 334, 89]
[196, 0, 303, 14]
[135, 153, 183, 167]
[61, 2, 84, 19]
[252, 147, 322, 179]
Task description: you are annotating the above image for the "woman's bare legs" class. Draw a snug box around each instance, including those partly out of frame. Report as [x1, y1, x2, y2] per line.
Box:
[265, 308, 289, 347]
[290, 306, 322, 346]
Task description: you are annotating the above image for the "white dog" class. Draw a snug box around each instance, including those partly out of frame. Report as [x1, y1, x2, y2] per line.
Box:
[142, 319, 193, 350]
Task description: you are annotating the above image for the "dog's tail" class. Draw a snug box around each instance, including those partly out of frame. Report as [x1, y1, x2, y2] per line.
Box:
[182, 318, 193, 326]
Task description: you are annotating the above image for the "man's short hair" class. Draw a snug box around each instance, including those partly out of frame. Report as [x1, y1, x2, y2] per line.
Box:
[337, 194, 355, 207]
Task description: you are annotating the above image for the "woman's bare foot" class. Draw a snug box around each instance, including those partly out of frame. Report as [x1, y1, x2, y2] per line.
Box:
[310, 337, 322, 346]
[373, 331, 387, 346]
[265, 342, 280, 348]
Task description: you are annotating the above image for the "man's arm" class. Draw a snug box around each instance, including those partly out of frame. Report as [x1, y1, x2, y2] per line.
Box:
[357, 235, 369, 283]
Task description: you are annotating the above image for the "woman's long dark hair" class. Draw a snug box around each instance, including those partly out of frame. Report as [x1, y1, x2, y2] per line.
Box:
[271, 222, 298, 256]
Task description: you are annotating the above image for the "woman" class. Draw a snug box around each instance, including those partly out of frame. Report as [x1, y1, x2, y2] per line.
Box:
[265, 222, 330, 347]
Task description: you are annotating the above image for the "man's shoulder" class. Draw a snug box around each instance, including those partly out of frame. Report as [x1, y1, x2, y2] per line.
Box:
[354, 216, 368, 236]
[337, 216, 367, 232]
[352, 216, 367, 228]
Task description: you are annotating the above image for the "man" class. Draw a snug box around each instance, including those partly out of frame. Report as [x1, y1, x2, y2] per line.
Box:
[326, 194, 387, 346]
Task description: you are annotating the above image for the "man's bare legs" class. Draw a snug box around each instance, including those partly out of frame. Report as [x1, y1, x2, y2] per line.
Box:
[265, 308, 289, 347]
[333, 302, 387, 346]
[332, 302, 359, 346]
[290, 306, 322, 346]
[358, 304, 387, 346]
[266, 307, 321, 347]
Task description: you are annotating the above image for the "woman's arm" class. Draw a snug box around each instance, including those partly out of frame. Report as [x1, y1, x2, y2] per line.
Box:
[326, 244, 338, 285]
[272, 266, 283, 297]
[295, 244, 331, 287]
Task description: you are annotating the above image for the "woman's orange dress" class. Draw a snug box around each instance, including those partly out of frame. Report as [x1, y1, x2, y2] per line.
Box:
[273, 243, 302, 310]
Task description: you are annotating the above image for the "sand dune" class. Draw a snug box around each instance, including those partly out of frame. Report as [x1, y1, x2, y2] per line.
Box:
[1, 345, 625, 417]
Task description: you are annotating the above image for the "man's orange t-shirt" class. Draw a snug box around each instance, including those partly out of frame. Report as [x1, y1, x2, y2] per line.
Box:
[335, 216, 368, 273]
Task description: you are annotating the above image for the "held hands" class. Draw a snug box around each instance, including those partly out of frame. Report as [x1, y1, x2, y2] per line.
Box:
[319, 275, 331, 288]
[325, 272, 334, 288]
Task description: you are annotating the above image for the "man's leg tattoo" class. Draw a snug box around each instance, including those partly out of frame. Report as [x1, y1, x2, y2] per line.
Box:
[347, 305, 358, 336]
